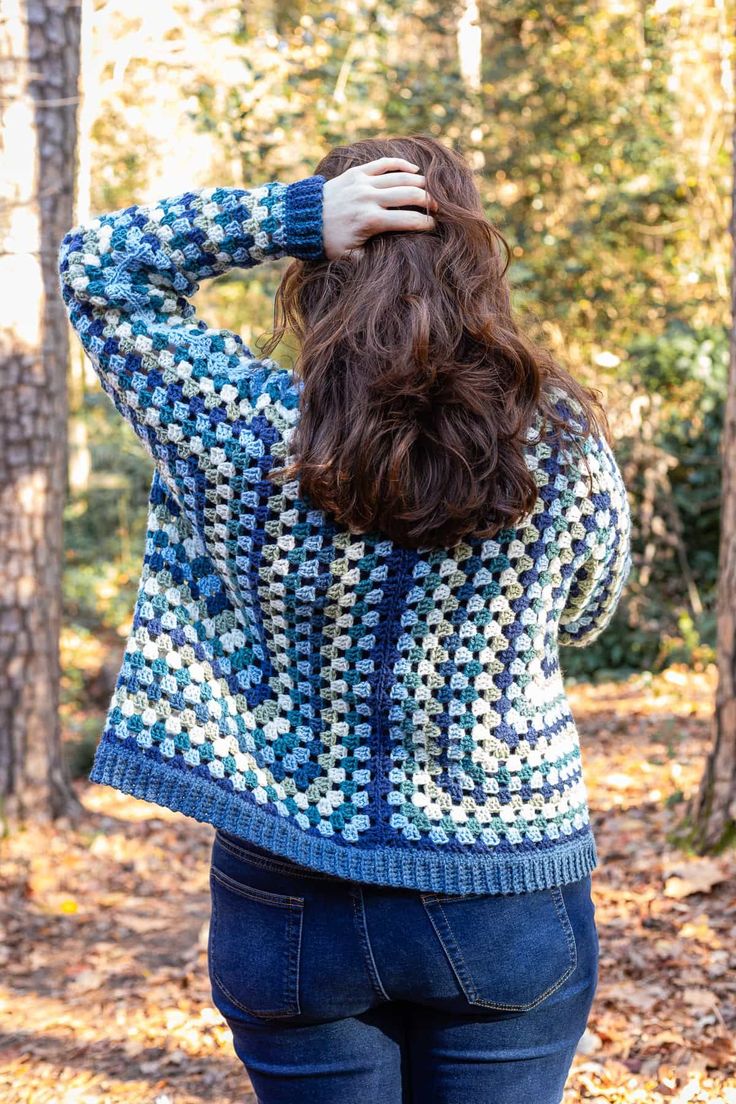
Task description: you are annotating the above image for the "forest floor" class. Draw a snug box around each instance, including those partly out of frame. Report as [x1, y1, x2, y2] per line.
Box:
[1, 663, 735, 1104]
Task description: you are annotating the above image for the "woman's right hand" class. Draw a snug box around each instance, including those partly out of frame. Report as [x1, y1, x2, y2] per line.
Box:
[321, 157, 437, 261]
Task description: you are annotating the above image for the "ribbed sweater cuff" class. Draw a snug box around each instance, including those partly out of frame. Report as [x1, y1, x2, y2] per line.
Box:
[283, 174, 326, 261]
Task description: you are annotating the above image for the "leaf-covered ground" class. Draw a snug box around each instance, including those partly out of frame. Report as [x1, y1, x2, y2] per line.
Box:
[1, 664, 735, 1103]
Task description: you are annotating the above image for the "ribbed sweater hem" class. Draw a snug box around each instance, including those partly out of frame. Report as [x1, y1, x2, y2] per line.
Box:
[89, 739, 599, 896]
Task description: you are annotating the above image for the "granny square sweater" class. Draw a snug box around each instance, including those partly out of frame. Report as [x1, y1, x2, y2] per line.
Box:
[58, 173, 633, 896]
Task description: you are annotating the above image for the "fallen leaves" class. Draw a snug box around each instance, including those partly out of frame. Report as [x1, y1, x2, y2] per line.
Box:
[663, 857, 730, 899]
[562, 663, 736, 1102]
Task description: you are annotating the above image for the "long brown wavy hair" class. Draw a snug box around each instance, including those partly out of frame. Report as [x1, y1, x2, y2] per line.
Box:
[261, 134, 610, 550]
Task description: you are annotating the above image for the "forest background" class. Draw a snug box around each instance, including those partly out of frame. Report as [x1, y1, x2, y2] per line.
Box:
[2, 1, 736, 1102]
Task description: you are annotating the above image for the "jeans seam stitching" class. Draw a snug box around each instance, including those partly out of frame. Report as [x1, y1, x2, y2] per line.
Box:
[421, 891, 487, 903]
[351, 887, 390, 1002]
[287, 903, 303, 1016]
[421, 896, 476, 1002]
[432, 900, 478, 1000]
[210, 865, 304, 908]
[551, 884, 578, 973]
[215, 832, 333, 881]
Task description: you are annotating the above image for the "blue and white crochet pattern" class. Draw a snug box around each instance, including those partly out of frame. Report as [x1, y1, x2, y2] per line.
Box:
[58, 174, 633, 895]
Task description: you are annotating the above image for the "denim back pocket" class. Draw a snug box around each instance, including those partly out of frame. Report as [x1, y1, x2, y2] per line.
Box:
[421, 884, 577, 1012]
[208, 865, 304, 1019]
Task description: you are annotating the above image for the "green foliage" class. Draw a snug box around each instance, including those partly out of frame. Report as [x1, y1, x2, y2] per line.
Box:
[63, 725, 104, 781]
[631, 321, 726, 617]
[560, 610, 654, 684]
[563, 323, 726, 677]
[633, 322, 726, 589]
[479, 3, 691, 354]
[64, 392, 151, 631]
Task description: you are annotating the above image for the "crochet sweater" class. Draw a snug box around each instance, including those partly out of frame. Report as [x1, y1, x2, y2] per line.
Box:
[58, 173, 633, 896]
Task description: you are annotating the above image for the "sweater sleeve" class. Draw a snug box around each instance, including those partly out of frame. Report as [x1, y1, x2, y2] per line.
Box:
[57, 176, 325, 507]
[557, 430, 633, 648]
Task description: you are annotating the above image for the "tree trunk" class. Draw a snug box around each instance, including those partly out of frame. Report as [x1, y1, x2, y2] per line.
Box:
[0, 0, 83, 823]
[686, 94, 736, 853]
[457, 0, 484, 171]
[67, 0, 94, 495]
[457, 0, 481, 95]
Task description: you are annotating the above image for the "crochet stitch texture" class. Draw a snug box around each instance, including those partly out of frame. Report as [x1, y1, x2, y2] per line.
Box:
[58, 173, 633, 895]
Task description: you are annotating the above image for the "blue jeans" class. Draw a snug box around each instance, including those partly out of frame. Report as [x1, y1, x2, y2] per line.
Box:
[207, 828, 600, 1104]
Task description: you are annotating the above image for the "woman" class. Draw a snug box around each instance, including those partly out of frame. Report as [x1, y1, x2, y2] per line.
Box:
[58, 134, 632, 1104]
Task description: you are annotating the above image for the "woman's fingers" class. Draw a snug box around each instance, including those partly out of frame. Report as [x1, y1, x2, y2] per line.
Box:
[360, 156, 420, 176]
[359, 159, 439, 214]
[375, 185, 438, 210]
[370, 171, 428, 189]
[372, 208, 436, 232]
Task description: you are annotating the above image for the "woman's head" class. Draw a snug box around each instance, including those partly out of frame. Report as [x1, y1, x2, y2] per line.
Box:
[262, 134, 608, 550]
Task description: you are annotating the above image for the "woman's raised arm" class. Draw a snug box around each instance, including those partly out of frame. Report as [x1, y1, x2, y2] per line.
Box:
[57, 176, 326, 507]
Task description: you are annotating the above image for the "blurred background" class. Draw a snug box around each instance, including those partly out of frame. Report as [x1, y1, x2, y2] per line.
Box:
[1, 1, 735, 1102]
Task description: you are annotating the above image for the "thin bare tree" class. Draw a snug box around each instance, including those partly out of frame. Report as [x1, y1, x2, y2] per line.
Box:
[686, 89, 736, 852]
